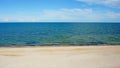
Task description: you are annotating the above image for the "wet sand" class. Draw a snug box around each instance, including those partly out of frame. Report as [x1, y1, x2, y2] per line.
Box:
[0, 46, 120, 68]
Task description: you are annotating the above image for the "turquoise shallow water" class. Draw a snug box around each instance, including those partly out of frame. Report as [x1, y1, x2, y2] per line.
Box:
[0, 23, 120, 46]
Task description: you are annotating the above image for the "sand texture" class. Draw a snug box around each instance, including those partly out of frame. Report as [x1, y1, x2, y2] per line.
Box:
[0, 46, 120, 68]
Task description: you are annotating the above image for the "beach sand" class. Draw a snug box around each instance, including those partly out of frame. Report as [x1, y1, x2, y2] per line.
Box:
[0, 46, 120, 68]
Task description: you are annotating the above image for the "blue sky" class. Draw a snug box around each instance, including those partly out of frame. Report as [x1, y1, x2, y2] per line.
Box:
[0, 0, 120, 22]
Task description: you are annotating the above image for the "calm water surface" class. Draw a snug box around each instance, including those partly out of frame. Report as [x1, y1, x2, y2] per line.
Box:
[0, 22, 120, 46]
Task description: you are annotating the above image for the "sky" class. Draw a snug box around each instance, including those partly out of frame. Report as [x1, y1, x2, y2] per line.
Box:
[0, 0, 120, 22]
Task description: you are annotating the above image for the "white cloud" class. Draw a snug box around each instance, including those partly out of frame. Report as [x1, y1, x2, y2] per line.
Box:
[0, 8, 120, 22]
[0, 16, 40, 22]
[36, 8, 120, 22]
[101, 12, 120, 21]
[38, 8, 103, 22]
[77, 0, 120, 8]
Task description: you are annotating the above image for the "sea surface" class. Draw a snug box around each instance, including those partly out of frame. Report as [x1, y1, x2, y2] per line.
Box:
[0, 22, 120, 46]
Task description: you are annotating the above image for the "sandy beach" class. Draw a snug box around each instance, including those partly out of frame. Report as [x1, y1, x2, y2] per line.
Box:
[0, 46, 120, 68]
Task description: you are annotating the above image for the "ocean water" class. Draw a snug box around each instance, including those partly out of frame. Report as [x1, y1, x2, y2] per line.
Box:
[0, 22, 120, 46]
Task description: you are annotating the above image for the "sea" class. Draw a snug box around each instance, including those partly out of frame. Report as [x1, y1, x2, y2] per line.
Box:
[0, 22, 120, 46]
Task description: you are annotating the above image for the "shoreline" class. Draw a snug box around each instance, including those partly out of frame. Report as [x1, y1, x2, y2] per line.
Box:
[0, 44, 120, 48]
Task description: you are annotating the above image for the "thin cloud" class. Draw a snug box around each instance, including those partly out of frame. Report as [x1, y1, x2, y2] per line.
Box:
[40, 8, 101, 22]
[0, 8, 120, 22]
[77, 0, 120, 8]
[41, 8, 120, 22]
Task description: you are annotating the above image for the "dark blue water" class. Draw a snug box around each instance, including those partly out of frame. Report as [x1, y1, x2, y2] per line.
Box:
[0, 23, 120, 46]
